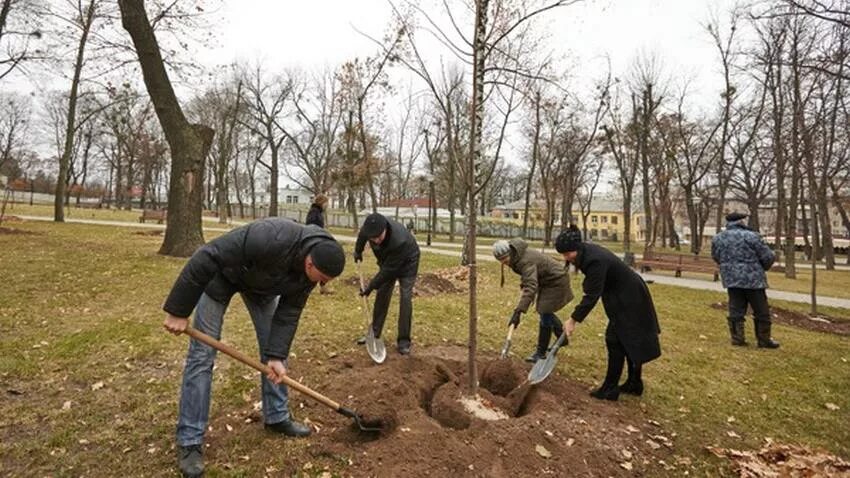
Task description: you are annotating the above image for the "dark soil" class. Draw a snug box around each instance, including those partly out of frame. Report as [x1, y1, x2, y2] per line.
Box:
[710, 302, 850, 336]
[206, 346, 671, 476]
[341, 270, 464, 297]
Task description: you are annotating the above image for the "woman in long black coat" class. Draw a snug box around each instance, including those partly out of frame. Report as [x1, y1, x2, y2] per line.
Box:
[556, 228, 661, 401]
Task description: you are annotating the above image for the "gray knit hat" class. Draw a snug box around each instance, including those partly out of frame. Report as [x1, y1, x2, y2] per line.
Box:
[493, 240, 511, 260]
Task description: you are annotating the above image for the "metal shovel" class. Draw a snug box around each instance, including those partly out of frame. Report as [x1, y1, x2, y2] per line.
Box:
[499, 324, 516, 359]
[183, 326, 383, 433]
[527, 332, 569, 384]
[357, 263, 386, 364]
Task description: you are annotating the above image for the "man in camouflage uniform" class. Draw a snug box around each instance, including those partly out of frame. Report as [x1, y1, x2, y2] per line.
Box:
[711, 212, 780, 348]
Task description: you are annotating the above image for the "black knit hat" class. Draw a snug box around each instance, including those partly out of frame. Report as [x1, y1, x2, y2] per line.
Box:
[725, 211, 748, 222]
[555, 228, 583, 253]
[361, 213, 388, 238]
[309, 240, 346, 277]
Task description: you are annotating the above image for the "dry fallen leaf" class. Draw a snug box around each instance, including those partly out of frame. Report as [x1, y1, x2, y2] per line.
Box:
[646, 439, 661, 450]
[825, 403, 840, 411]
[620, 462, 633, 471]
[535, 444, 552, 458]
[225, 424, 233, 432]
[62, 400, 72, 411]
[626, 425, 640, 434]
[566, 438, 575, 447]
[622, 449, 633, 459]
[91, 381, 104, 391]
[727, 416, 736, 423]
[727, 430, 741, 438]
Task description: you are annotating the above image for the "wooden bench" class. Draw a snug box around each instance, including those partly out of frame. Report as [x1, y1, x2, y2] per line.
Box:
[638, 249, 719, 281]
[139, 209, 167, 224]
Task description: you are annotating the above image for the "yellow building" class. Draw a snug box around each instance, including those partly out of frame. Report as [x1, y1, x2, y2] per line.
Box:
[490, 197, 646, 243]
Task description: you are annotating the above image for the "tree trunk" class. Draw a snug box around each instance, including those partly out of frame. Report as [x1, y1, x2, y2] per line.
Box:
[54, 1, 96, 223]
[465, 0, 488, 397]
[522, 92, 540, 238]
[119, 0, 214, 257]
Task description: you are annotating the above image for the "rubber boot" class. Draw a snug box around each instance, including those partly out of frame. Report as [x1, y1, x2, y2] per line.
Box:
[526, 325, 551, 363]
[755, 321, 780, 349]
[728, 318, 748, 346]
[619, 357, 643, 396]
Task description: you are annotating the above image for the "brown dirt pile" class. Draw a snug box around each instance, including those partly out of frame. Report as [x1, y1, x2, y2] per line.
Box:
[710, 302, 850, 336]
[219, 346, 672, 477]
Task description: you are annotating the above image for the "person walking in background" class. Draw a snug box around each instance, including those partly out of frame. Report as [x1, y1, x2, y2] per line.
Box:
[711, 212, 780, 349]
[492, 238, 574, 363]
[305, 194, 333, 295]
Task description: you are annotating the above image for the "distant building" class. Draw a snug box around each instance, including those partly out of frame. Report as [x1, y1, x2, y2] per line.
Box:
[490, 196, 646, 242]
[280, 185, 313, 205]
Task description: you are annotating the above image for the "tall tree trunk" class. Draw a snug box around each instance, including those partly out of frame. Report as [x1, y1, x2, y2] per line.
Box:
[119, 0, 214, 257]
[639, 88, 653, 249]
[465, 0, 488, 396]
[54, 1, 96, 222]
[522, 92, 540, 238]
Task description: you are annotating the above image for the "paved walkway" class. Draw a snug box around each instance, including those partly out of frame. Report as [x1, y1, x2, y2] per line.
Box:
[16, 214, 850, 309]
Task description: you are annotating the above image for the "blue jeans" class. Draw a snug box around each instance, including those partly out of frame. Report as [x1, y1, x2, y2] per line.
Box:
[176, 293, 290, 447]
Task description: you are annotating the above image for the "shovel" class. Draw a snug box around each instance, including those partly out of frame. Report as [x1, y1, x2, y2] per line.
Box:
[357, 263, 386, 364]
[499, 324, 516, 359]
[183, 326, 383, 433]
[527, 332, 569, 385]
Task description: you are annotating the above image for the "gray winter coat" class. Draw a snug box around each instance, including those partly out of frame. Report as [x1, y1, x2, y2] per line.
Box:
[711, 222, 775, 289]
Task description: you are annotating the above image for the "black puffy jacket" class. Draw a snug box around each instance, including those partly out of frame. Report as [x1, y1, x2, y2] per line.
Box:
[355, 217, 420, 291]
[305, 203, 324, 228]
[163, 218, 336, 359]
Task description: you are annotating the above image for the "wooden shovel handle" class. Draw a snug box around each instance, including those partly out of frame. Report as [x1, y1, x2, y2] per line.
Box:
[506, 324, 515, 341]
[183, 326, 341, 411]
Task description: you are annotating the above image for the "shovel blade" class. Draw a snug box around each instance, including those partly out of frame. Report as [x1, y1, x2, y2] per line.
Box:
[365, 328, 386, 364]
[527, 333, 568, 384]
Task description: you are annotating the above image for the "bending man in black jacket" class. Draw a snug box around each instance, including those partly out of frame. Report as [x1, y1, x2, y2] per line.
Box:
[555, 228, 661, 402]
[354, 213, 420, 355]
[162, 218, 346, 478]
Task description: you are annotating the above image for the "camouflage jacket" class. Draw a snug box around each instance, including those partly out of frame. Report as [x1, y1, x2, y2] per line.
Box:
[711, 222, 775, 289]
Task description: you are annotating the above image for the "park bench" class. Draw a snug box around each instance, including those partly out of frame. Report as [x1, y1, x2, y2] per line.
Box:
[637, 249, 719, 281]
[139, 209, 167, 224]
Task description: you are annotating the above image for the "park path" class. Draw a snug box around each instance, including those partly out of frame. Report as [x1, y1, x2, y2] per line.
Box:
[15, 214, 850, 309]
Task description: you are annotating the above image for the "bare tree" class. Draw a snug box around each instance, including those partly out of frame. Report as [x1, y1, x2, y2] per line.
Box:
[118, 0, 215, 257]
[603, 85, 640, 257]
[0, 0, 45, 81]
[0, 93, 29, 173]
[240, 64, 291, 217]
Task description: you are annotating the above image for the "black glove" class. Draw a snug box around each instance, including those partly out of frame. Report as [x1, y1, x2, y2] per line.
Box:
[508, 309, 522, 328]
[359, 286, 372, 297]
[354, 252, 363, 263]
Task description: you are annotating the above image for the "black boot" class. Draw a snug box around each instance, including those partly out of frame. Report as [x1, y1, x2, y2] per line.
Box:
[178, 445, 204, 478]
[728, 319, 748, 346]
[265, 419, 312, 437]
[619, 357, 643, 396]
[526, 325, 551, 363]
[755, 321, 780, 349]
[591, 341, 624, 401]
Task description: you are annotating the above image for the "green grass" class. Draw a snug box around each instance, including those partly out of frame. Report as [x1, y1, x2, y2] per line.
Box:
[1, 215, 848, 476]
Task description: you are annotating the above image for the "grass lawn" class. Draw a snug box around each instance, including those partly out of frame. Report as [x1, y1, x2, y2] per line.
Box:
[0, 218, 848, 476]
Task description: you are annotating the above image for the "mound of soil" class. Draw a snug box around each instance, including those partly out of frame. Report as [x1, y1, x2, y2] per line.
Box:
[221, 346, 671, 476]
[341, 269, 466, 297]
[710, 302, 850, 336]
[133, 230, 164, 236]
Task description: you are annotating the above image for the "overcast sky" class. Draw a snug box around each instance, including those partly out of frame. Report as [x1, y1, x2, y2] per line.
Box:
[8, 0, 746, 188]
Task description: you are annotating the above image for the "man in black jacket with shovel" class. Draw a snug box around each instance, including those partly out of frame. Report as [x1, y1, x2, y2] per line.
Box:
[354, 212, 420, 355]
[162, 218, 346, 478]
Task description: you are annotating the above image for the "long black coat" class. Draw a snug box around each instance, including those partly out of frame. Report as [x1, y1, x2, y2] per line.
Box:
[355, 217, 420, 291]
[163, 219, 336, 359]
[571, 243, 661, 364]
[305, 203, 324, 228]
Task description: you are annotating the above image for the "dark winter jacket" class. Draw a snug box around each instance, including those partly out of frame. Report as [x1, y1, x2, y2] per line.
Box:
[711, 222, 775, 289]
[571, 243, 661, 365]
[355, 217, 420, 292]
[506, 238, 573, 314]
[163, 219, 336, 359]
[305, 203, 324, 228]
